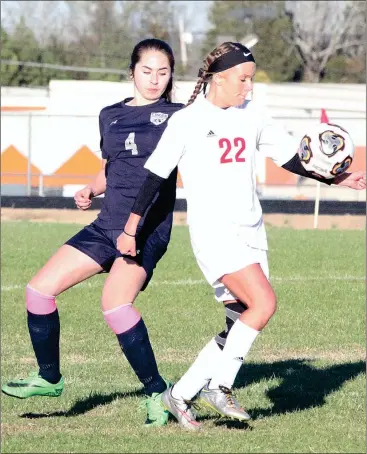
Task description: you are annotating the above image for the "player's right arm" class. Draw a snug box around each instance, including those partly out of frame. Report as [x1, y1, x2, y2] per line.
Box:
[75, 111, 108, 210]
[117, 113, 185, 256]
[74, 159, 107, 210]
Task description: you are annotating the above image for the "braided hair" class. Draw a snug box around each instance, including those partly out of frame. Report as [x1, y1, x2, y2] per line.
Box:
[186, 42, 243, 106]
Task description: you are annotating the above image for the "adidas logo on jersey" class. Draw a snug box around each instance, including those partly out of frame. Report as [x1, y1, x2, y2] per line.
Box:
[207, 130, 216, 137]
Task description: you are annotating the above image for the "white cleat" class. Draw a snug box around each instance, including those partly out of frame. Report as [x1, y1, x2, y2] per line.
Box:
[161, 386, 201, 431]
[199, 384, 251, 421]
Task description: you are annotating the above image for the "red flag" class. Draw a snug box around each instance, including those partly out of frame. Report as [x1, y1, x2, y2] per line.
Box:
[320, 108, 329, 123]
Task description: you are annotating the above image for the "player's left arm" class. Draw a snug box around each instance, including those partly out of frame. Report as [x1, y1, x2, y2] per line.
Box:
[330, 170, 366, 190]
[281, 152, 334, 185]
[281, 153, 366, 190]
[256, 109, 366, 190]
[281, 153, 366, 189]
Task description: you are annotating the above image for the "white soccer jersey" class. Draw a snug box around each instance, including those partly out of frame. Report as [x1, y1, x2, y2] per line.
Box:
[145, 96, 298, 256]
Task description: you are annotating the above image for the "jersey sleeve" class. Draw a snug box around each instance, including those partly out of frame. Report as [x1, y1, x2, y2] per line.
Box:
[99, 111, 107, 159]
[256, 106, 299, 167]
[144, 112, 185, 179]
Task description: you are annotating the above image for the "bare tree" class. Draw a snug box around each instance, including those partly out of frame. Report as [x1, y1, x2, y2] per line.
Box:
[342, 1, 366, 59]
[0, 1, 67, 44]
[1, 0, 186, 81]
[284, 0, 366, 82]
[58, 1, 135, 79]
[117, 1, 182, 72]
[129, 1, 179, 42]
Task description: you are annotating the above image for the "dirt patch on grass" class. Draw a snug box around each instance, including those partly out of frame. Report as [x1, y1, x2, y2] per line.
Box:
[262, 213, 365, 230]
[1, 422, 38, 436]
[1, 208, 365, 230]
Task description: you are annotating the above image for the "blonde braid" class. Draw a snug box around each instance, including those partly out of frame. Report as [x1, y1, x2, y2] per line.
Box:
[186, 75, 206, 106]
[185, 42, 239, 107]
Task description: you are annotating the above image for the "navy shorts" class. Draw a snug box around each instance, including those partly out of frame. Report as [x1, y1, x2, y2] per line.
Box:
[65, 222, 170, 291]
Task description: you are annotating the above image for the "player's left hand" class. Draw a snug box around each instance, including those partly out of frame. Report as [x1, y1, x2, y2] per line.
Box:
[116, 232, 137, 257]
[333, 171, 366, 190]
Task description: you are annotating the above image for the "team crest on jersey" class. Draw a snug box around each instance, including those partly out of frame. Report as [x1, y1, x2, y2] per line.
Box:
[150, 112, 169, 125]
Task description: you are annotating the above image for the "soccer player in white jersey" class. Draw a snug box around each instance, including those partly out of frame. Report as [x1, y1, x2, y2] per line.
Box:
[116, 42, 366, 430]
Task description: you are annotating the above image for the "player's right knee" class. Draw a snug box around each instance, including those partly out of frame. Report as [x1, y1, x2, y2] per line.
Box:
[26, 284, 57, 315]
[28, 273, 63, 299]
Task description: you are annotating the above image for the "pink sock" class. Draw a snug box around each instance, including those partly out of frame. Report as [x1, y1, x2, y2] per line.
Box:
[103, 304, 141, 334]
[26, 285, 57, 315]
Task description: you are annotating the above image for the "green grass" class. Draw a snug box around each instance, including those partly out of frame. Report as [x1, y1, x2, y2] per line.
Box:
[1, 221, 366, 453]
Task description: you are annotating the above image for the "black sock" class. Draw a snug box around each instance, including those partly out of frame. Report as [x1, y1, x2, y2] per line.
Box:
[27, 309, 61, 384]
[215, 300, 248, 350]
[116, 318, 166, 396]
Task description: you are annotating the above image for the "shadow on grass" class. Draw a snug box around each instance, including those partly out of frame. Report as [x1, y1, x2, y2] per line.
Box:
[234, 359, 365, 420]
[21, 389, 144, 419]
[196, 414, 253, 431]
[20, 359, 365, 422]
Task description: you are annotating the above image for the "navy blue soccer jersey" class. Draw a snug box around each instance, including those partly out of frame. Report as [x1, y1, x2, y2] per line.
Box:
[94, 97, 184, 231]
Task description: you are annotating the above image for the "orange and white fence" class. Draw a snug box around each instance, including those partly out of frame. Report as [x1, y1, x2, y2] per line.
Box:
[1, 81, 365, 201]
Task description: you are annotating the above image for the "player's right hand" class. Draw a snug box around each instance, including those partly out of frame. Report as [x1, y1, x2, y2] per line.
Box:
[116, 232, 137, 257]
[74, 186, 93, 210]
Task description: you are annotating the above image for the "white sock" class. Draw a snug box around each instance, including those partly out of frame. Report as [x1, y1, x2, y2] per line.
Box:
[171, 338, 222, 401]
[209, 319, 259, 390]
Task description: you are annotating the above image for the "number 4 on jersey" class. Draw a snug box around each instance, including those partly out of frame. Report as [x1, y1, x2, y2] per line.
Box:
[125, 132, 139, 155]
[219, 137, 246, 163]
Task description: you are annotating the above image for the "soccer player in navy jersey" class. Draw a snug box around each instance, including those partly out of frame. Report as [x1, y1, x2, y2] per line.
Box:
[2, 38, 184, 427]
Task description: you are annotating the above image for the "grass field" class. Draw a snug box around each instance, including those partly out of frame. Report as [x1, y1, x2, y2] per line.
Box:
[1, 221, 366, 453]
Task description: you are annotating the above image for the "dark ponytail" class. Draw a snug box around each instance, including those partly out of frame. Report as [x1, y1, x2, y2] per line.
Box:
[129, 38, 175, 103]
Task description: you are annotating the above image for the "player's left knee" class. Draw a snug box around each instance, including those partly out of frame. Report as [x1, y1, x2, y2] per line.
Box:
[103, 303, 141, 335]
[101, 284, 137, 312]
[256, 296, 277, 322]
[266, 292, 277, 316]
[255, 287, 277, 315]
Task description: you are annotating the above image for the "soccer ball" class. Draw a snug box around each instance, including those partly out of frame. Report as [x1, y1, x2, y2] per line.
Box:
[298, 123, 355, 179]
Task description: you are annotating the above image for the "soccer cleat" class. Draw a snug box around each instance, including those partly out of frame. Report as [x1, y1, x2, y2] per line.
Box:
[1, 371, 64, 399]
[199, 384, 251, 421]
[142, 379, 171, 427]
[161, 386, 201, 431]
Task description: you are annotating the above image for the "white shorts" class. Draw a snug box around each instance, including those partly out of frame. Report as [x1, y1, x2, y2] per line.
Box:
[190, 228, 269, 303]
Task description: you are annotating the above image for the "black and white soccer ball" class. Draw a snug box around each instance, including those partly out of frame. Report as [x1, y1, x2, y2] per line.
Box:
[298, 123, 355, 179]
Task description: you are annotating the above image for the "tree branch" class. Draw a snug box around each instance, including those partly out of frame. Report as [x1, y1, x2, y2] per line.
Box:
[319, 40, 366, 57]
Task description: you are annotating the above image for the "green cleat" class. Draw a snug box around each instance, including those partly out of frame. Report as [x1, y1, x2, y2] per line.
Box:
[141, 379, 171, 427]
[1, 371, 64, 399]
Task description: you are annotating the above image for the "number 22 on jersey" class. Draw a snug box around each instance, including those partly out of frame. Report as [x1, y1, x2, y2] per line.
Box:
[219, 137, 246, 164]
